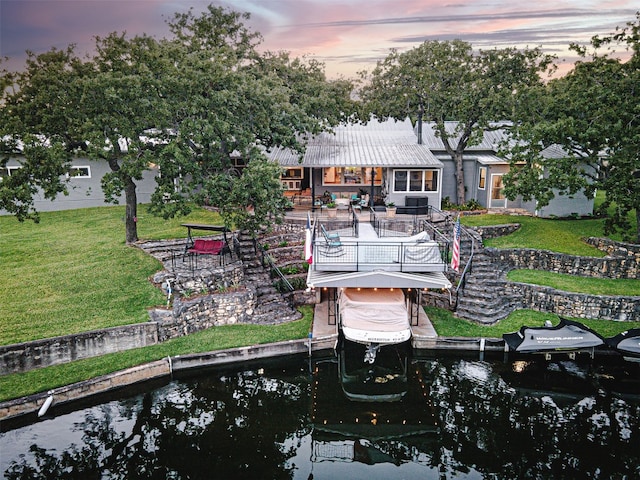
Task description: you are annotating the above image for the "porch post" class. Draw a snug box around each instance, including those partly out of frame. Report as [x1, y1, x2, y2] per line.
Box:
[370, 167, 375, 208]
[311, 168, 316, 212]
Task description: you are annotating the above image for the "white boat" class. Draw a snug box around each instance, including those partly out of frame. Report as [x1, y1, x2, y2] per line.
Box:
[339, 287, 411, 346]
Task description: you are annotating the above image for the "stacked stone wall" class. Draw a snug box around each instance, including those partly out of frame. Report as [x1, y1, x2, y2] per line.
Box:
[489, 248, 638, 280]
[504, 283, 640, 321]
[151, 288, 256, 342]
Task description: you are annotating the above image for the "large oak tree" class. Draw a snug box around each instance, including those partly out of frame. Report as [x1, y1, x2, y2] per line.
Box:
[359, 40, 554, 205]
[503, 14, 640, 243]
[0, 6, 354, 243]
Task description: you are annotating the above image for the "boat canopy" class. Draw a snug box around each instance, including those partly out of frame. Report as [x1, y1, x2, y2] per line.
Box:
[307, 270, 452, 289]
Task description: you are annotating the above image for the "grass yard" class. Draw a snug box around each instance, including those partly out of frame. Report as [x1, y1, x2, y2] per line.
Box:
[0, 205, 223, 345]
[426, 307, 640, 338]
[460, 214, 608, 257]
[507, 270, 640, 296]
[1, 201, 638, 402]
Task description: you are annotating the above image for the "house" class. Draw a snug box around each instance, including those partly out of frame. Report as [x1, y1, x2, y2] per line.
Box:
[1, 155, 158, 213]
[270, 118, 595, 218]
[419, 121, 596, 217]
[268, 118, 445, 211]
[2, 118, 594, 218]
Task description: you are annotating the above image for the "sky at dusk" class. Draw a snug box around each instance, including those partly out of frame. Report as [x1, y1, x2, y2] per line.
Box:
[1, 0, 637, 79]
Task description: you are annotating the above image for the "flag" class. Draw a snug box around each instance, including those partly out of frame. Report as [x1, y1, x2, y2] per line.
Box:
[304, 212, 313, 265]
[450, 215, 461, 272]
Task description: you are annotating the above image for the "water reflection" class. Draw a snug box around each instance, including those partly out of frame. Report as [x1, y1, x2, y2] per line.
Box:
[2, 353, 639, 479]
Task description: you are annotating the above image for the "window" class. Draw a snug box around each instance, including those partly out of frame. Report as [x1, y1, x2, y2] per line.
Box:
[282, 168, 303, 179]
[393, 169, 438, 193]
[0, 166, 21, 180]
[67, 166, 91, 179]
[478, 167, 486, 190]
[322, 167, 382, 186]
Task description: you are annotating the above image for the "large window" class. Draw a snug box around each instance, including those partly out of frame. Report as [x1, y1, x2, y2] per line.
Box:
[322, 167, 382, 186]
[393, 169, 439, 192]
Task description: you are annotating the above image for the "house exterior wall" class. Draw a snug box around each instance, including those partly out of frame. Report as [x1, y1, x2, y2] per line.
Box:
[2, 157, 158, 213]
[534, 163, 596, 218]
[384, 168, 442, 208]
[537, 189, 595, 218]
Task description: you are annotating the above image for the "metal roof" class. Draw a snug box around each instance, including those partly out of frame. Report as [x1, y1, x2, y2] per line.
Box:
[419, 121, 512, 151]
[267, 118, 443, 168]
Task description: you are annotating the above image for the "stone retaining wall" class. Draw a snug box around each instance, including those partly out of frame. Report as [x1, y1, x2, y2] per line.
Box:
[150, 288, 256, 342]
[0, 323, 159, 375]
[586, 237, 640, 258]
[471, 223, 520, 240]
[505, 283, 640, 321]
[489, 248, 638, 279]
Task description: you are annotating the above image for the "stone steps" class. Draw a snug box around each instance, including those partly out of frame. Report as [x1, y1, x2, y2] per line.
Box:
[236, 230, 302, 325]
[454, 250, 517, 325]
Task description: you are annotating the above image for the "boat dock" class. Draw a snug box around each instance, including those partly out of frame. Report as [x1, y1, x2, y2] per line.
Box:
[311, 298, 438, 351]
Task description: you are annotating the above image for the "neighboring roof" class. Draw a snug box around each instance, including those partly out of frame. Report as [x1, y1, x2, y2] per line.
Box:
[435, 153, 507, 165]
[419, 121, 512, 152]
[306, 270, 452, 289]
[267, 118, 443, 168]
[541, 143, 574, 159]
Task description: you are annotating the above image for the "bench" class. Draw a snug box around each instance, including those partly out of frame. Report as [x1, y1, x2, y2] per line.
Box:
[187, 239, 227, 267]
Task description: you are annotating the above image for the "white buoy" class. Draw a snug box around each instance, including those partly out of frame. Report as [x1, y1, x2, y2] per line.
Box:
[38, 391, 54, 417]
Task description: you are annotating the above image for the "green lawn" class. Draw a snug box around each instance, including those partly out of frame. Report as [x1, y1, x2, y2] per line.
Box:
[0, 206, 222, 345]
[507, 270, 640, 296]
[1, 203, 638, 403]
[460, 214, 608, 257]
[426, 307, 640, 338]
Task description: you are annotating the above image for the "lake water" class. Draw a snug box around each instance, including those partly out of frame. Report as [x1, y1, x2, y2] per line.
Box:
[1, 347, 639, 479]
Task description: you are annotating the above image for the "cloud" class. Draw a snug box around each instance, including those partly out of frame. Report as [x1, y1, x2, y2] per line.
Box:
[1, 0, 636, 79]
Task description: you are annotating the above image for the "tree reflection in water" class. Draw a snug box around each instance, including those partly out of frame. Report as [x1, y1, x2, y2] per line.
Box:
[2, 354, 639, 479]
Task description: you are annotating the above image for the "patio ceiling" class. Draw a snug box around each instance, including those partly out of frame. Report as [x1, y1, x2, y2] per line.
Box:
[307, 270, 452, 289]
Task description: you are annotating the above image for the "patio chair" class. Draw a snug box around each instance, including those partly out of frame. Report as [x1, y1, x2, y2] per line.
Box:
[321, 224, 340, 241]
[355, 194, 370, 212]
[320, 224, 343, 251]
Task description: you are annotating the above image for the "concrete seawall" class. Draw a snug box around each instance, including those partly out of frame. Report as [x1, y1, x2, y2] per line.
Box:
[0, 335, 515, 422]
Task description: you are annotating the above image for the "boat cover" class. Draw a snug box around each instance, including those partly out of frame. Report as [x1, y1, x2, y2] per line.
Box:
[339, 288, 411, 344]
[605, 328, 640, 357]
[503, 318, 604, 353]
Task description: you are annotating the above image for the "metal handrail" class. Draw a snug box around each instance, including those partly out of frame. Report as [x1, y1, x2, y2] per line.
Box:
[261, 249, 294, 292]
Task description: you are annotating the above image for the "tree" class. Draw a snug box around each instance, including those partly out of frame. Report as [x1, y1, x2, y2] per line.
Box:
[503, 14, 640, 243]
[359, 40, 554, 204]
[0, 48, 90, 222]
[0, 6, 354, 243]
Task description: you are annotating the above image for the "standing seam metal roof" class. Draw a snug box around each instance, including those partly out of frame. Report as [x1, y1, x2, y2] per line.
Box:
[267, 118, 443, 168]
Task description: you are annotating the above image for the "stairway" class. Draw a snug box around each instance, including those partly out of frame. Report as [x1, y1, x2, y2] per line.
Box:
[454, 250, 518, 325]
[235, 230, 302, 325]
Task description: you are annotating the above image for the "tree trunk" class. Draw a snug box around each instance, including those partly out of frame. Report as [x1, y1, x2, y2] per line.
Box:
[124, 176, 138, 244]
[454, 151, 466, 205]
